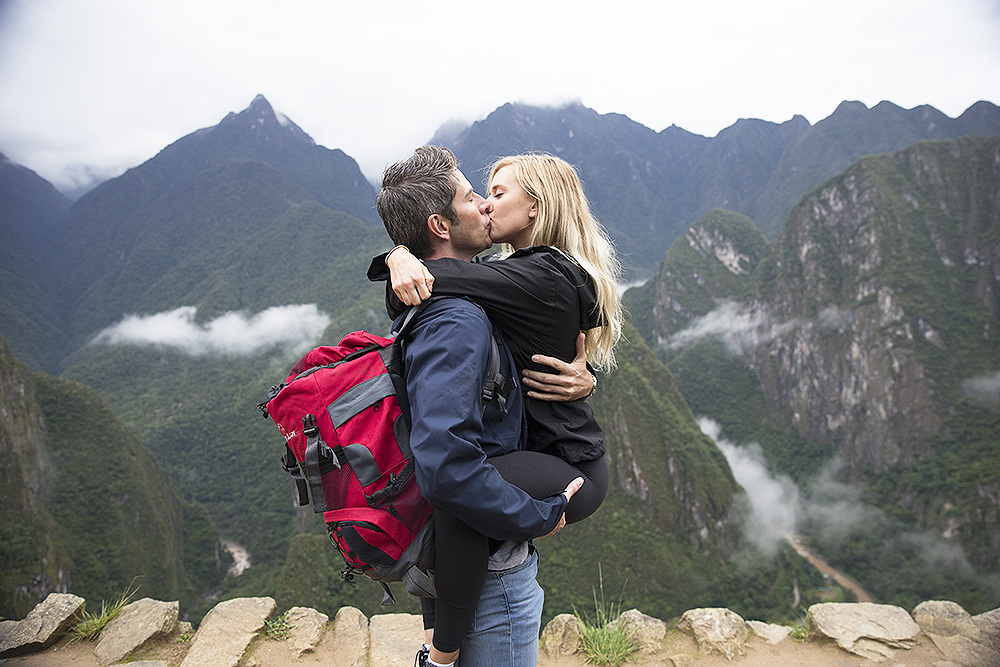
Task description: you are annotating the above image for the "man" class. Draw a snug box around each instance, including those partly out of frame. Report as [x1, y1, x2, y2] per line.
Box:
[373, 146, 585, 667]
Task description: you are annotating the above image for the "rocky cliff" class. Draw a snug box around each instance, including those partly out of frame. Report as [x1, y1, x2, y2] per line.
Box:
[634, 134, 1000, 477]
[631, 134, 1000, 583]
[749, 134, 999, 477]
[0, 335, 71, 618]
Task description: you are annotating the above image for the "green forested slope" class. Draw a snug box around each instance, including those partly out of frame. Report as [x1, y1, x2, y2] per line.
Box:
[0, 335, 225, 617]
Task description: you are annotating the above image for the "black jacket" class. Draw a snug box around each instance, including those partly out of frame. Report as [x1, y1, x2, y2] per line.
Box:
[369, 246, 605, 463]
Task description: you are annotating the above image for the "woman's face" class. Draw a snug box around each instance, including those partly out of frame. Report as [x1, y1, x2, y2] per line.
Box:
[486, 165, 537, 249]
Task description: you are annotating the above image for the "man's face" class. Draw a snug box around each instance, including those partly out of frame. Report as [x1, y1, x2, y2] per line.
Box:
[446, 169, 491, 260]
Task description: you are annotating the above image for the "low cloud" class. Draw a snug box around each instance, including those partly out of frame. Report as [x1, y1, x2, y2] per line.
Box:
[699, 418, 799, 558]
[816, 305, 853, 333]
[91, 305, 330, 356]
[962, 371, 1000, 405]
[667, 301, 798, 355]
[698, 417, 988, 588]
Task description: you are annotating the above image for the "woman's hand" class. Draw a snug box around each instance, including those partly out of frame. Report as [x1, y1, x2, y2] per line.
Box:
[387, 246, 435, 306]
[522, 333, 595, 401]
[541, 477, 584, 538]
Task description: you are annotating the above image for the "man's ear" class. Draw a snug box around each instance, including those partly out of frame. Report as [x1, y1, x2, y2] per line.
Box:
[427, 213, 451, 241]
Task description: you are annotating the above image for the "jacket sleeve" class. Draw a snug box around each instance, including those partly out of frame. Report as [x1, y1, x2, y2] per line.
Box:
[367, 252, 390, 282]
[404, 301, 567, 541]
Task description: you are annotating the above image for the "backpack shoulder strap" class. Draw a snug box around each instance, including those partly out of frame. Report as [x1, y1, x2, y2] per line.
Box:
[391, 296, 445, 339]
[392, 296, 512, 412]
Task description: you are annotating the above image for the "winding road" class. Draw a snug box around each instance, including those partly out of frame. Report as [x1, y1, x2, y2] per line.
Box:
[785, 532, 874, 603]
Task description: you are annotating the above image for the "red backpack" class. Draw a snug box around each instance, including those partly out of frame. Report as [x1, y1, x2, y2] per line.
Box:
[258, 299, 507, 604]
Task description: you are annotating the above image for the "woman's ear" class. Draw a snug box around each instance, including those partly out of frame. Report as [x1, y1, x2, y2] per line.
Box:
[528, 201, 538, 219]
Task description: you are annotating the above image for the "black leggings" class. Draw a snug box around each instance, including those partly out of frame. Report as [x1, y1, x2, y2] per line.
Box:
[421, 451, 609, 653]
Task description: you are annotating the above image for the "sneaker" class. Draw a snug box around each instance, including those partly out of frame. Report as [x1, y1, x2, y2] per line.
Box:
[414, 645, 430, 667]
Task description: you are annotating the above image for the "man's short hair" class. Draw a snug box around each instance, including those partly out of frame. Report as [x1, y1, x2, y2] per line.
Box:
[377, 146, 459, 259]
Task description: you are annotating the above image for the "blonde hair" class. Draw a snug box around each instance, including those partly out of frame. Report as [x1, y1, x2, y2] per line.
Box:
[488, 153, 623, 371]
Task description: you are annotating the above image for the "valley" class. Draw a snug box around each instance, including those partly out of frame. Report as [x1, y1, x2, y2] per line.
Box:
[785, 532, 874, 603]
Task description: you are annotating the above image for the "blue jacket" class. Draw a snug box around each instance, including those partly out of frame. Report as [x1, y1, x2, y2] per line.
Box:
[399, 298, 567, 541]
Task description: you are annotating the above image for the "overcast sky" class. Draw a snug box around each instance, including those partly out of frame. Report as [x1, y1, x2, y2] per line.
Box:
[1, 0, 998, 192]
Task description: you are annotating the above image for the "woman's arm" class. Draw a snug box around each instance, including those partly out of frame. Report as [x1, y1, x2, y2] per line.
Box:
[378, 245, 597, 372]
[386, 246, 435, 306]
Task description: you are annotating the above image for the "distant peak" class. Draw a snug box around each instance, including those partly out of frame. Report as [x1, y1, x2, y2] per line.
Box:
[833, 100, 869, 114]
[222, 95, 315, 146]
[247, 95, 276, 119]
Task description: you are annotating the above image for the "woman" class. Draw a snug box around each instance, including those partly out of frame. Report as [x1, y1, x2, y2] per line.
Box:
[377, 153, 623, 667]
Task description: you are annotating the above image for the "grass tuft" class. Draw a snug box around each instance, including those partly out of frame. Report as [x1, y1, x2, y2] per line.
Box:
[788, 618, 811, 642]
[574, 565, 637, 667]
[68, 578, 142, 641]
[263, 612, 291, 640]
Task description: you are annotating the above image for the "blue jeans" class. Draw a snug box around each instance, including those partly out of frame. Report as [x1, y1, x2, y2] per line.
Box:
[459, 548, 543, 667]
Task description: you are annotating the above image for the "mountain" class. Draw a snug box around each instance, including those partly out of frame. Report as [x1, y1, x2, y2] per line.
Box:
[0, 334, 225, 619]
[750, 133, 1000, 480]
[0, 153, 73, 373]
[0, 97, 395, 619]
[6, 97, 997, 368]
[746, 100, 1000, 239]
[435, 100, 1000, 276]
[625, 209, 769, 347]
[632, 134, 1000, 610]
[46, 95, 381, 354]
[0, 151, 72, 253]
[432, 102, 715, 275]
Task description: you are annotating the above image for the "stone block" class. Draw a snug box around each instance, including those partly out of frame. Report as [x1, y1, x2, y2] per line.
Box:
[327, 606, 369, 667]
[94, 598, 178, 666]
[746, 619, 791, 645]
[285, 606, 328, 659]
[676, 608, 749, 660]
[0, 592, 86, 658]
[368, 613, 423, 667]
[613, 608, 666, 653]
[178, 597, 275, 667]
[808, 602, 919, 663]
[541, 613, 582, 657]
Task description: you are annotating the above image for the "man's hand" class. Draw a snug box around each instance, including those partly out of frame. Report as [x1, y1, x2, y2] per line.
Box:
[522, 332, 594, 401]
[387, 247, 435, 306]
[540, 476, 584, 538]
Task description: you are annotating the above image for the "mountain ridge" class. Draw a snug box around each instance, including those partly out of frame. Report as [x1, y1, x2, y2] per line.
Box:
[438, 99, 1000, 276]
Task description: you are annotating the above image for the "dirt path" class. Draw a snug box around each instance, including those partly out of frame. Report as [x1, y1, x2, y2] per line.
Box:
[786, 532, 874, 603]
